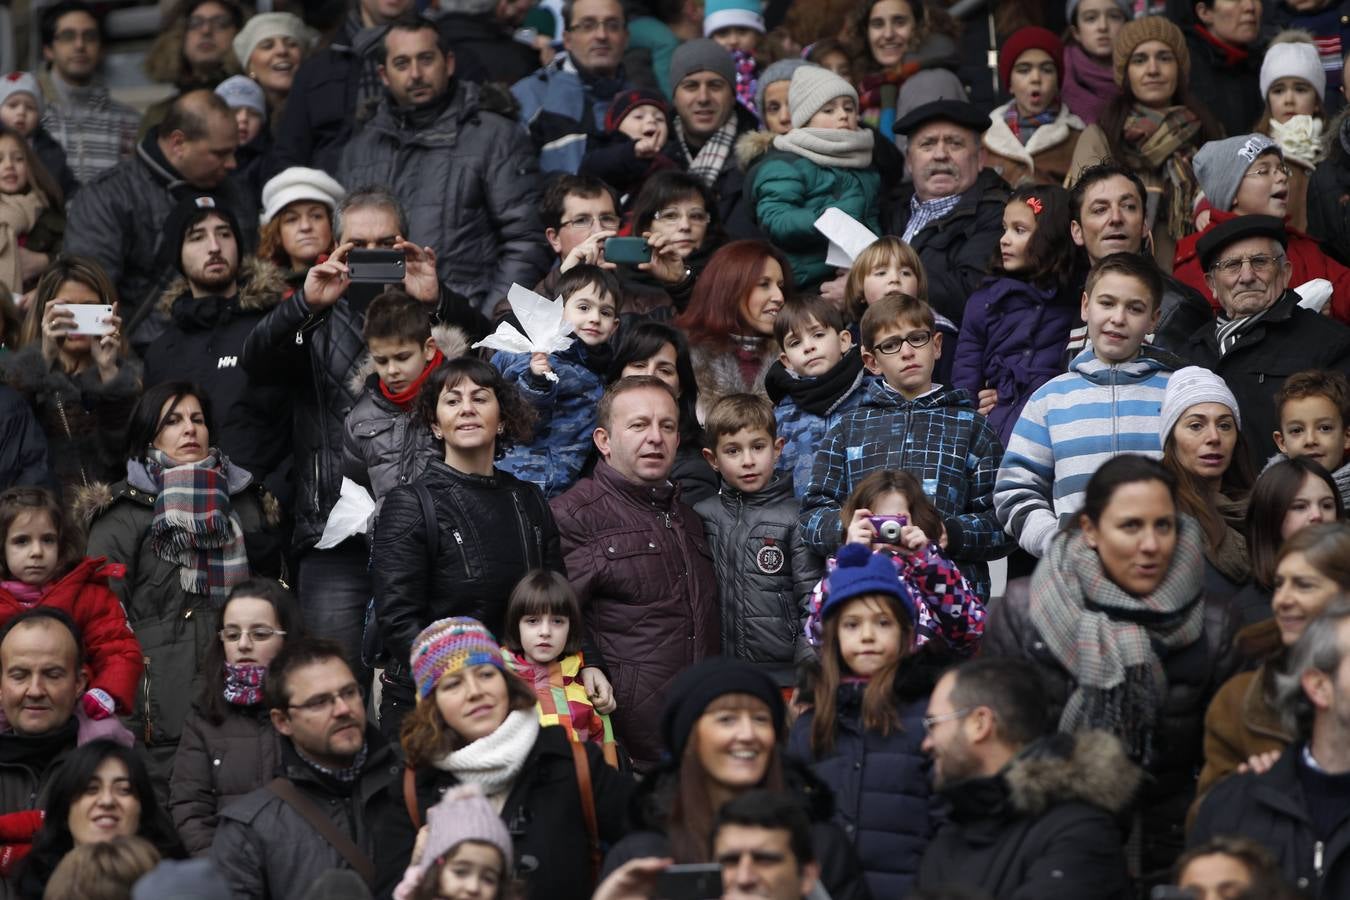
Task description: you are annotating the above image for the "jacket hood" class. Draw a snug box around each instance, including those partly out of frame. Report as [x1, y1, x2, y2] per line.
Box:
[72, 481, 116, 529]
[735, 129, 777, 171]
[861, 379, 974, 411]
[156, 256, 289, 316]
[1067, 344, 1179, 384]
[343, 323, 471, 396]
[1004, 731, 1141, 816]
[982, 101, 1085, 167]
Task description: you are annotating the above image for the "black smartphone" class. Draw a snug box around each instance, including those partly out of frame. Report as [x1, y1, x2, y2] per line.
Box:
[347, 248, 406, 283]
[653, 863, 721, 900]
[603, 236, 652, 264]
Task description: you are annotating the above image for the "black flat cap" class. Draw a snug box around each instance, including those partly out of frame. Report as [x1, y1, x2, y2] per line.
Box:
[892, 99, 990, 136]
[1196, 214, 1288, 271]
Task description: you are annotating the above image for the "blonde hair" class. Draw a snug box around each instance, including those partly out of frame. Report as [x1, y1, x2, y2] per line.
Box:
[844, 238, 927, 324]
[43, 836, 160, 900]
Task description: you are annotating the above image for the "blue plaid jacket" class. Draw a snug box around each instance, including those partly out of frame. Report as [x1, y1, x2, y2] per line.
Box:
[798, 380, 1010, 598]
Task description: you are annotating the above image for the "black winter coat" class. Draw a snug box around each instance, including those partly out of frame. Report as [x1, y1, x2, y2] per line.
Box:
[917, 731, 1140, 900]
[377, 726, 631, 900]
[371, 459, 564, 680]
[33, 127, 77, 200]
[889, 168, 1010, 327]
[1183, 289, 1350, 465]
[1308, 127, 1350, 266]
[1184, 26, 1264, 139]
[0, 384, 51, 491]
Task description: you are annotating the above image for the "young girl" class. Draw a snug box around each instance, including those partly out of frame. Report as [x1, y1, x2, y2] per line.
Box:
[394, 783, 515, 900]
[0, 125, 63, 295]
[500, 569, 619, 768]
[0, 487, 142, 727]
[1060, 0, 1128, 125]
[704, 0, 766, 116]
[744, 66, 880, 291]
[1256, 33, 1325, 232]
[789, 514, 943, 898]
[982, 27, 1085, 187]
[951, 185, 1079, 446]
[806, 470, 984, 660]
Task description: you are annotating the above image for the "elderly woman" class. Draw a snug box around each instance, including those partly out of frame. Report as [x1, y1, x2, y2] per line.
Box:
[256, 167, 345, 296]
[231, 12, 319, 133]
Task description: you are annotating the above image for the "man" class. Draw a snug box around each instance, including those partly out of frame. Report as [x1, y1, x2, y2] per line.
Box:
[550, 376, 719, 771]
[211, 638, 405, 900]
[889, 100, 1008, 329]
[714, 791, 821, 900]
[663, 38, 760, 238]
[141, 194, 291, 499]
[916, 657, 1137, 899]
[512, 0, 635, 174]
[242, 187, 480, 680]
[36, 1, 140, 183]
[1182, 214, 1350, 463]
[267, 0, 417, 178]
[1069, 161, 1214, 355]
[64, 90, 256, 348]
[1191, 599, 1350, 897]
[339, 18, 551, 312]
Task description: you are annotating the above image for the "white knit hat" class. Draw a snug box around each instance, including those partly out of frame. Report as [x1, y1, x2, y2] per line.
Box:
[0, 72, 42, 117]
[1260, 40, 1326, 102]
[788, 65, 858, 129]
[215, 74, 266, 116]
[232, 12, 319, 71]
[260, 167, 347, 225]
[1159, 366, 1241, 443]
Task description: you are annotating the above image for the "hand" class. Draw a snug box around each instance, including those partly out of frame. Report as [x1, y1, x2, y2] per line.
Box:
[976, 387, 997, 417]
[634, 133, 661, 159]
[39, 299, 77, 364]
[81, 688, 116, 721]
[896, 523, 929, 553]
[580, 666, 616, 715]
[1194, 208, 1211, 231]
[529, 352, 553, 377]
[90, 304, 123, 381]
[845, 508, 876, 547]
[591, 857, 673, 900]
[818, 270, 849, 313]
[938, 523, 949, 550]
[1237, 750, 1281, 776]
[303, 241, 353, 310]
[409, 824, 430, 866]
[638, 230, 685, 285]
[396, 238, 440, 303]
[560, 229, 618, 273]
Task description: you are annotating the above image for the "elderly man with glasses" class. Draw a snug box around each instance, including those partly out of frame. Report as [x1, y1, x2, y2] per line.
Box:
[1182, 214, 1350, 464]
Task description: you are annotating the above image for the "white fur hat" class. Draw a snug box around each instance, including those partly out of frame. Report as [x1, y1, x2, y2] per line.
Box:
[1160, 366, 1241, 443]
[259, 167, 347, 225]
[1260, 40, 1326, 102]
[232, 12, 319, 71]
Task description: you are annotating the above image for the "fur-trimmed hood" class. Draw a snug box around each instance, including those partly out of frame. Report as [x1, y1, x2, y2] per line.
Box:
[343, 323, 472, 396]
[155, 256, 289, 316]
[982, 101, 1085, 168]
[1002, 731, 1141, 817]
[735, 129, 777, 171]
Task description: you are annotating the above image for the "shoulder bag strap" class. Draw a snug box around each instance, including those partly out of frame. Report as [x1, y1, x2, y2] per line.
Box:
[413, 481, 439, 559]
[568, 739, 602, 884]
[403, 766, 421, 830]
[266, 777, 375, 886]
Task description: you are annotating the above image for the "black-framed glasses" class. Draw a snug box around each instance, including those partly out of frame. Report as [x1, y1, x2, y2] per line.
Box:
[560, 214, 622, 231]
[220, 626, 286, 643]
[567, 17, 624, 34]
[921, 707, 972, 733]
[1209, 253, 1285, 277]
[288, 683, 362, 714]
[873, 331, 933, 355]
[186, 14, 233, 31]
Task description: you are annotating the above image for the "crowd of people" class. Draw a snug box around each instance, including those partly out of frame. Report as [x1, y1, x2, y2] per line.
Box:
[3, 0, 1350, 898]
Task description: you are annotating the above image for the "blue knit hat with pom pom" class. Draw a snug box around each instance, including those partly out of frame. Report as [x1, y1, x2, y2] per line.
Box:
[807, 544, 917, 647]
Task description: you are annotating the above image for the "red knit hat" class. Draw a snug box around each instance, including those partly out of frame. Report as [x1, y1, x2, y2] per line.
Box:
[998, 26, 1064, 93]
[605, 88, 670, 133]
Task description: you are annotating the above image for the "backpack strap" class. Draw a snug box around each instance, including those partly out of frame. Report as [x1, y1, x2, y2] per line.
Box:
[403, 766, 421, 830]
[568, 739, 601, 885]
[266, 777, 375, 886]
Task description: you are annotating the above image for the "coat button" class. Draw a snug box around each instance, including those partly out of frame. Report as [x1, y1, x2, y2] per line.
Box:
[213, 758, 221, 766]
[607, 546, 616, 553]
[648, 542, 655, 549]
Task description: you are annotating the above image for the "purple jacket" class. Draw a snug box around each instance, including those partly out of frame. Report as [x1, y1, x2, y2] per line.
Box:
[951, 276, 1078, 445]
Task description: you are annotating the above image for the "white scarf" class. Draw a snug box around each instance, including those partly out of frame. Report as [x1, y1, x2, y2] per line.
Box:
[434, 709, 540, 803]
[772, 127, 874, 168]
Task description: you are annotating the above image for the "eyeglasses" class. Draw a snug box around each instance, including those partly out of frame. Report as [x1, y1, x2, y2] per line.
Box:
[567, 17, 625, 34]
[560, 214, 622, 231]
[186, 14, 233, 31]
[53, 28, 100, 44]
[1244, 163, 1292, 180]
[1209, 253, 1285, 277]
[872, 330, 933, 354]
[652, 208, 710, 225]
[220, 626, 286, 643]
[289, 684, 363, 715]
[921, 707, 972, 733]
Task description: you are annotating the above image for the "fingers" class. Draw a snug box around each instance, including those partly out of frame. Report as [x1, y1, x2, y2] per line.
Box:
[329, 241, 356, 265]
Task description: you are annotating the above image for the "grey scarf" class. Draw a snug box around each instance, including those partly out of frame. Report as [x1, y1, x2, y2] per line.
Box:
[772, 127, 874, 168]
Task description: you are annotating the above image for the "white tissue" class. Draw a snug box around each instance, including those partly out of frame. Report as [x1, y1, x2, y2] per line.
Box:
[814, 208, 880, 268]
[1294, 278, 1333, 314]
[316, 478, 377, 548]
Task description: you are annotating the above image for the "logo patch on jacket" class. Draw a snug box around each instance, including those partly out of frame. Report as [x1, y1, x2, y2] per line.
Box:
[756, 539, 784, 574]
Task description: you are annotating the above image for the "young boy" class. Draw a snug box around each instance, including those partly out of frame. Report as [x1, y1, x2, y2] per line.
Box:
[798, 292, 1010, 600]
[578, 89, 679, 205]
[995, 252, 1179, 558]
[693, 393, 814, 687]
[341, 288, 463, 501]
[493, 264, 622, 497]
[1272, 369, 1350, 506]
[766, 295, 867, 497]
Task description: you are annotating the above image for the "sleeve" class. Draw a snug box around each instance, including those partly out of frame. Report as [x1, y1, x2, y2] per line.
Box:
[789, 524, 820, 665]
[340, 404, 374, 494]
[169, 716, 222, 855]
[495, 350, 559, 410]
[241, 291, 319, 385]
[949, 292, 989, 395]
[85, 509, 139, 609]
[577, 136, 648, 187]
[210, 818, 268, 900]
[1067, 125, 1112, 186]
[374, 778, 420, 900]
[73, 583, 143, 713]
[900, 545, 985, 658]
[811, 821, 873, 900]
[797, 430, 849, 555]
[994, 391, 1061, 558]
[587, 740, 634, 844]
[751, 158, 827, 251]
[77, 359, 142, 477]
[62, 180, 128, 288]
[1006, 807, 1130, 900]
[484, 127, 554, 311]
[1192, 678, 1246, 817]
[550, 498, 599, 608]
[371, 486, 433, 668]
[0, 387, 52, 491]
[945, 416, 1011, 562]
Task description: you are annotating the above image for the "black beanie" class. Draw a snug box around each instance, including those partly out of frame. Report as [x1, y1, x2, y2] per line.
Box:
[661, 657, 786, 762]
[159, 192, 242, 276]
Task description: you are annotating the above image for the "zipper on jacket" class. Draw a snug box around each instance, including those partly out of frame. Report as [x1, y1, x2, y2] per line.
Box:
[141, 656, 153, 744]
[508, 492, 535, 567]
[53, 394, 91, 488]
[662, 512, 672, 529]
[1314, 840, 1325, 879]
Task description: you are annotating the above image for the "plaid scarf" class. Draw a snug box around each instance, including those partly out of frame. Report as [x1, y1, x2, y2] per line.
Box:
[1004, 104, 1060, 146]
[857, 63, 920, 129]
[145, 448, 250, 603]
[301, 742, 369, 784]
[676, 114, 738, 187]
[1120, 105, 1203, 242]
[223, 662, 267, 707]
[1028, 515, 1207, 766]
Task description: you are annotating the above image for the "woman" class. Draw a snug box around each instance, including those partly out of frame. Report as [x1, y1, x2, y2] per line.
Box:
[1232, 457, 1343, 628]
[256, 167, 345, 296]
[673, 240, 792, 417]
[846, 0, 964, 140]
[371, 358, 564, 737]
[231, 12, 319, 133]
[1174, 836, 1294, 900]
[1159, 367, 1256, 597]
[3, 257, 140, 498]
[984, 454, 1238, 882]
[141, 0, 245, 134]
[1060, 0, 1128, 125]
[377, 618, 631, 900]
[1196, 522, 1350, 805]
[79, 382, 282, 787]
[1069, 16, 1223, 269]
[603, 657, 869, 900]
[622, 172, 720, 318]
[169, 579, 298, 854]
[17, 740, 186, 899]
[609, 320, 716, 504]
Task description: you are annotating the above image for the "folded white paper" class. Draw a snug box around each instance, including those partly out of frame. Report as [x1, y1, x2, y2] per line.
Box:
[316, 477, 377, 548]
[1294, 277, 1333, 314]
[814, 207, 880, 268]
[472, 283, 577, 376]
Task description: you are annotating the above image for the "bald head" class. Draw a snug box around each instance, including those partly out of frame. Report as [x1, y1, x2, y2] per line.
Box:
[159, 89, 238, 188]
[0, 614, 86, 736]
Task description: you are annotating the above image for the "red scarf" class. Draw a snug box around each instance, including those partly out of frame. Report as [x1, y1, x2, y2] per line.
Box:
[1194, 24, 1249, 68]
[378, 349, 444, 409]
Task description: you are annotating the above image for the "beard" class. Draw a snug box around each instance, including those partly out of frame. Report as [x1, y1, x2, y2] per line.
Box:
[187, 259, 237, 294]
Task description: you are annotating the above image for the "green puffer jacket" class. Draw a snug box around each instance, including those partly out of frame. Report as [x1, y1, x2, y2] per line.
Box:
[742, 131, 882, 289]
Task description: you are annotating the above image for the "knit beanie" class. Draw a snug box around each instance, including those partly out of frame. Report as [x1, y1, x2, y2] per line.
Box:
[756, 58, 812, 119]
[669, 38, 736, 90]
[214, 75, 266, 117]
[1113, 17, 1189, 90]
[1260, 40, 1326, 102]
[0, 72, 42, 117]
[259, 166, 347, 226]
[231, 12, 319, 70]
[998, 27, 1064, 93]
[1064, 0, 1132, 24]
[1159, 366, 1241, 442]
[788, 65, 858, 129]
[410, 617, 505, 699]
[661, 657, 785, 762]
[605, 88, 669, 132]
[132, 859, 232, 900]
[703, 0, 765, 36]
[160, 193, 242, 276]
[819, 543, 918, 623]
[1192, 134, 1280, 213]
[405, 785, 513, 890]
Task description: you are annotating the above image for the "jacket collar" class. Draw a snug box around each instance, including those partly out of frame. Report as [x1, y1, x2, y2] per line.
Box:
[136, 128, 186, 189]
[278, 723, 395, 794]
[714, 474, 792, 507]
[1193, 289, 1302, 354]
[594, 458, 678, 510]
[898, 167, 1008, 233]
[0, 718, 78, 768]
[1068, 344, 1178, 384]
[861, 378, 968, 411]
[982, 100, 1084, 165]
[367, 79, 481, 144]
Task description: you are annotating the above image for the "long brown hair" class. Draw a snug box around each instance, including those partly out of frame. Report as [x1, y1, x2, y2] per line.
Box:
[840, 469, 944, 543]
[811, 594, 914, 756]
[400, 669, 538, 768]
[21, 256, 120, 351]
[0, 487, 84, 582]
[0, 126, 63, 211]
[673, 240, 794, 349]
[1162, 428, 1255, 556]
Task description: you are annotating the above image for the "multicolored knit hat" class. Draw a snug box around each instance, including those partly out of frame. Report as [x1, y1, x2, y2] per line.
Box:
[410, 617, 505, 699]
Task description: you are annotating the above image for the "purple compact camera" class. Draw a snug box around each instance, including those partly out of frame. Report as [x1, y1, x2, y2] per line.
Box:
[867, 514, 908, 542]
